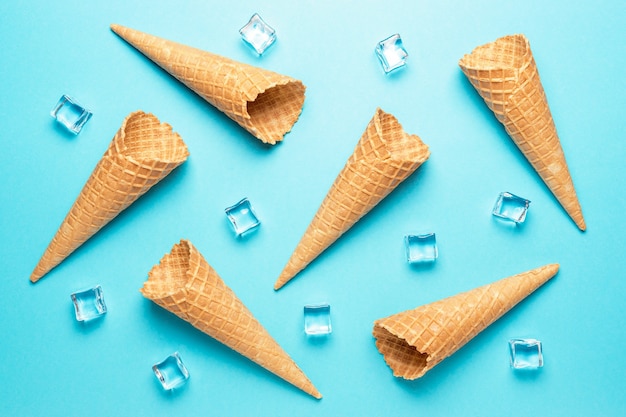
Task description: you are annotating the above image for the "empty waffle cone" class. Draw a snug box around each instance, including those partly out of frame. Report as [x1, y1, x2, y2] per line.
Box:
[373, 263, 559, 380]
[274, 108, 430, 290]
[110, 24, 305, 145]
[459, 34, 585, 231]
[141, 239, 322, 399]
[30, 111, 189, 283]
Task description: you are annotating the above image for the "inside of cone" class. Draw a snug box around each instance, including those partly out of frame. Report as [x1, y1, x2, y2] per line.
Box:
[142, 240, 191, 298]
[246, 81, 305, 143]
[374, 326, 429, 379]
[375, 110, 430, 162]
[460, 34, 528, 70]
[120, 112, 189, 162]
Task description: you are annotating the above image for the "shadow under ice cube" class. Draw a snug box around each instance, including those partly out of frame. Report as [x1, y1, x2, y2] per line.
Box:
[152, 352, 190, 390]
[239, 13, 276, 55]
[70, 285, 107, 322]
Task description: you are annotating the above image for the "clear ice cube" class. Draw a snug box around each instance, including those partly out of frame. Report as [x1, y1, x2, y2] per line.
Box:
[375, 34, 408, 73]
[492, 192, 531, 223]
[405, 233, 438, 263]
[152, 352, 190, 390]
[225, 197, 260, 236]
[509, 338, 543, 369]
[239, 13, 276, 55]
[50, 95, 93, 134]
[304, 304, 332, 335]
[70, 285, 107, 321]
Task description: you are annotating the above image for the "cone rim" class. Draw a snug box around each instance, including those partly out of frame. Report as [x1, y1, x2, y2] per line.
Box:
[140, 239, 192, 302]
[371, 108, 430, 163]
[458, 34, 531, 73]
[115, 110, 190, 165]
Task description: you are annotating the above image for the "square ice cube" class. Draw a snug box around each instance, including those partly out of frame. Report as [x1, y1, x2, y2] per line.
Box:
[509, 338, 543, 369]
[375, 34, 408, 73]
[405, 233, 438, 263]
[50, 95, 93, 134]
[225, 197, 260, 236]
[152, 352, 190, 390]
[70, 285, 107, 321]
[239, 13, 276, 55]
[304, 304, 332, 335]
[492, 192, 531, 223]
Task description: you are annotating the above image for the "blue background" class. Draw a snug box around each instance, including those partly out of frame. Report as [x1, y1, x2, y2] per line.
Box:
[2, 1, 625, 416]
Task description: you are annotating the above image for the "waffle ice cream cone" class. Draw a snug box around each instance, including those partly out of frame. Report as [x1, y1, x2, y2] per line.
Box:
[274, 108, 430, 290]
[459, 34, 585, 231]
[110, 24, 305, 145]
[30, 111, 189, 283]
[141, 239, 322, 399]
[373, 263, 559, 379]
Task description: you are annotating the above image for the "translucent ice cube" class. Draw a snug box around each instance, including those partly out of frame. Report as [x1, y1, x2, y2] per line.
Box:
[304, 304, 332, 335]
[70, 285, 107, 321]
[225, 197, 260, 236]
[152, 352, 190, 390]
[50, 95, 92, 134]
[509, 338, 543, 369]
[492, 192, 531, 223]
[405, 233, 438, 263]
[239, 13, 276, 55]
[375, 34, 408, 73]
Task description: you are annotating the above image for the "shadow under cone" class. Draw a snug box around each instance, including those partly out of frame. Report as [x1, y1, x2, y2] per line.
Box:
[31, 111, 189, 283]
[110, 24, 305, 145]
[274, 108, 430, 290]
[459, 34, 585, 231]
[373, 263, 559, 380]
[141, 239, 322, 399]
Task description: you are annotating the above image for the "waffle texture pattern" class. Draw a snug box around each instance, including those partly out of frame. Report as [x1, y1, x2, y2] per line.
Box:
[111, 24, 305, 145]
[275, 108, 430, 290]
[373, 263, 559, 379]
[459, 34, 585, 230]
[141, 239, 322, 399]
[31, 111, 189, 282]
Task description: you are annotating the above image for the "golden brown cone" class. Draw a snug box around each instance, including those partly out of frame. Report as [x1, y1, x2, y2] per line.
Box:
[30, 111, 189, 283]
[274, 108, 430, 290]
[459, 34, 585, 231]
[110, 24, 305, 145]
[141, 239, 322, 399]
[373, 263, 559, 380]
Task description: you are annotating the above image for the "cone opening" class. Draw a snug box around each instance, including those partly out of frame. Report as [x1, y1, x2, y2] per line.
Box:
[375, 109, 430, 163]
[141, 240, 191, 299]
[373, 325, 429, 380]
[246, 81, 305, 143]
[459, 34, 529, 71]
[118, 111, 189, 163]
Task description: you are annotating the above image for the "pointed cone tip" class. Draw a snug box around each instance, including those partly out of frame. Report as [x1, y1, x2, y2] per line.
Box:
[273, 269, 292, 291]
[30, 260, 50, 283]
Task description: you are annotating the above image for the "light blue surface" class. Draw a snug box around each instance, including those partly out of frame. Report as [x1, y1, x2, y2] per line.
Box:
[1, 1, 625, 416]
